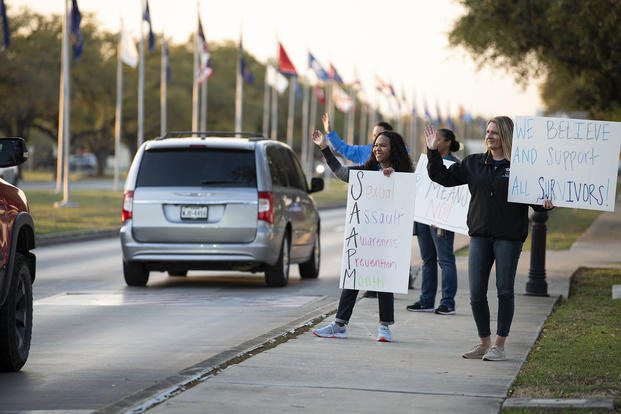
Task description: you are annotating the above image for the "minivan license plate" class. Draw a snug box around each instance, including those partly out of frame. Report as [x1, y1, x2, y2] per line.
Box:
[181, 205, 208, 220]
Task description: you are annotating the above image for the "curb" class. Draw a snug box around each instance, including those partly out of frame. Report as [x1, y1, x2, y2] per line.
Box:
[94, 297, 340, 414]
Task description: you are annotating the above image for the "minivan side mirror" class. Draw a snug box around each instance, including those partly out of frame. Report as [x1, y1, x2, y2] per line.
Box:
[309, 177, 324, 194]
[0, 137, 28, 167]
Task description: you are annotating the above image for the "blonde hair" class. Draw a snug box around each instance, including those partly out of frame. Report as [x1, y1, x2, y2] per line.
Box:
[486, 116, 513, 160]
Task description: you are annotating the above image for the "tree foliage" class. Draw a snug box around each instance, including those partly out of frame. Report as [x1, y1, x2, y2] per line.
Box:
[0, 7, 269, 175]
[449, 0, 621, 120]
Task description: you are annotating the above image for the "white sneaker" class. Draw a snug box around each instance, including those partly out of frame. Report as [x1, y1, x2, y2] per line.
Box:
[482, 345, 506, 361]
[377, 325, 392, 342]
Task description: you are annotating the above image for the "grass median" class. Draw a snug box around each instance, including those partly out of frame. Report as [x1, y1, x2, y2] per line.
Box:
[504, 267, 621, 413]
[24, 178, 348, 235]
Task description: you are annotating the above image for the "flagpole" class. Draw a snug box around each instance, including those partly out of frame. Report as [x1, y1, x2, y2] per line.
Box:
[55, 0, 74, 207]
[234, 27, 243, 132]
[200, 76, 207, 132]
[301, 76, 310, 178]
[160, 38, 167, 137]
[358, 102, 366, 145]
[262, 66, 270, 137]
[113, 19, 123, 192]
[286, 76, 295, 147]
[192, 4, 199, 131]
[346, 87, 355, 145]
[55, 1, 67, 194]
[137, 0, 145, 148]
[270, 74, 278, 139]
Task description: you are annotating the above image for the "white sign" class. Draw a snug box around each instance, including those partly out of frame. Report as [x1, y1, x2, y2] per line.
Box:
[340, 170, 416, 294]
[508, 116, 621, 212]
[413, 154, 470, 235]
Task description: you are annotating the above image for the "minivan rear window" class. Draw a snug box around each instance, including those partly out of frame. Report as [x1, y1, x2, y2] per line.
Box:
[136, 148, 257, 187]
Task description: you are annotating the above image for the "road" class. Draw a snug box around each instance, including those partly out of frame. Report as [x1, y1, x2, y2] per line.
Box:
[0, 208, 349, 413]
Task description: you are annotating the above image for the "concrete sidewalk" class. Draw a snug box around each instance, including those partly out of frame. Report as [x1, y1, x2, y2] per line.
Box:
[136, 200, 621, 414]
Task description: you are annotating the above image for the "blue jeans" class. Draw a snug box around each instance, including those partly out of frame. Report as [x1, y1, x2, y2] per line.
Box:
[416, 222, 457, 309]
[335, 289, 394, 325]
[468, 237, 523, 338]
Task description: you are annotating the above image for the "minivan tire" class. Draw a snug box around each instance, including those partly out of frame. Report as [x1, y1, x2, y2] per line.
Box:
[265, 233, 290, 287]
[123, 261, 149, 287]
[0, 253, 33, 372]
[299, 231, 320, 279]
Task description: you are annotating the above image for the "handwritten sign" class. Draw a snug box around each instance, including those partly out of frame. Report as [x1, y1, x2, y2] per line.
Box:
[413, 154, 470, 235]
[508, 116, 621, 212]
[340, 170, 416, 294]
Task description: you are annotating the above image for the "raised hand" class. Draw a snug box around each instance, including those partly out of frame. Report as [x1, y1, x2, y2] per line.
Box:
[311, 129, 327, 149]
[322, 113, 332, 134]
[424, 124, 439, 150]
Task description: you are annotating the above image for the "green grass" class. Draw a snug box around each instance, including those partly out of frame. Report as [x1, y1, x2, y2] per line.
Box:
[504, 268, 621, 413]
[25, 190, 123, 235]
[455, 207, 602, 256]
[527, 207, 602, 250]
[310, 178, 348, 207]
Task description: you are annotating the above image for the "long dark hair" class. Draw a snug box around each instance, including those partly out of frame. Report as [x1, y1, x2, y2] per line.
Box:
[438, 128, 460, 153]
[359, 131, 413, 173]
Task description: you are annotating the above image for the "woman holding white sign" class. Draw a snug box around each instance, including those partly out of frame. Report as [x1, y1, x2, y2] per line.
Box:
[407, 128, 461, 316]
[310, 128, 413, 342]
[424, 116, 553, 361]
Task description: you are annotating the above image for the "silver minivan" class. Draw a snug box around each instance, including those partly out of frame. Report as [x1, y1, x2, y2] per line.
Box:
[120, 133, 324, 287]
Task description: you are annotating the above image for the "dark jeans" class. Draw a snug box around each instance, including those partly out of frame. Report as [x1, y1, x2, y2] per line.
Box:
[335, 289, 394, 325]
[416, 222, 458, 309]
[468, 236, 523, 338]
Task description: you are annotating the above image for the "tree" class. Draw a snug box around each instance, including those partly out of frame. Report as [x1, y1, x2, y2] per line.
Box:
[449, 0, 621, 120]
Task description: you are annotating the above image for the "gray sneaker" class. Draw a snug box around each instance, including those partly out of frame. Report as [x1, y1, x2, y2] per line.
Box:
[483, 345, 506, 361]
[462, 343, 490, 359]
[312, 322, 347, 339]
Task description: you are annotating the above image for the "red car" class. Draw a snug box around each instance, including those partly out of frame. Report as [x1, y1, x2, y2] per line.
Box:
[0, 137, 35, 372]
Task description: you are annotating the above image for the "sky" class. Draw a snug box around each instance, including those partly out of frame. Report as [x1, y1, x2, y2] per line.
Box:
[10, 0, 543, 123]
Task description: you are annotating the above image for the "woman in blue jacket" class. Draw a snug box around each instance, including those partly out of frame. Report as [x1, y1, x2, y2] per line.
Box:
[424, 116, 553, 361]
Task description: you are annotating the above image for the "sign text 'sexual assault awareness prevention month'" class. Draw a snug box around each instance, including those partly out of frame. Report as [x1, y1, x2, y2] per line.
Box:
[340, 170, 416, 294]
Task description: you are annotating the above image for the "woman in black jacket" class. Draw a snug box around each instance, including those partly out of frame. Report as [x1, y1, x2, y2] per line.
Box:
[424, 116, 553, 361]
[310, 128, 413, 343]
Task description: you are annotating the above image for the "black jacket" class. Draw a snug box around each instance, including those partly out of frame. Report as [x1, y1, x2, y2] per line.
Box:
[427, 149, 545, 242]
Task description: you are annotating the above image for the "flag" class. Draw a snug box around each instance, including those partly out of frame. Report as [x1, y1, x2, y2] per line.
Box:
[314, 85, 325, 105]
[329, 63, 344, 84]
[120, 24, 138, 67]
[0, 0, 9, 48]
[308, 52, 329, 82]
[374, 75, 395, 96]
[332, 83, 353, 113]
[70, 0, 83, 59]
[266, 65, 288, 93]
[278, 42, 297, 76]
[143, 0, 155, 52]
[197, 17, 213, 83]
[239, 38, 254, 84]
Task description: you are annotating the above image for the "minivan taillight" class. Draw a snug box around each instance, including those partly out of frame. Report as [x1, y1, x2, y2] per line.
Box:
[258, 191, 273, 224]
[122, 190, 134, 223]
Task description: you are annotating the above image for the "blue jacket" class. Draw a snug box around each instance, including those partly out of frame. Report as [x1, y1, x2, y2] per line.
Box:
[326, 130, 371, 164]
